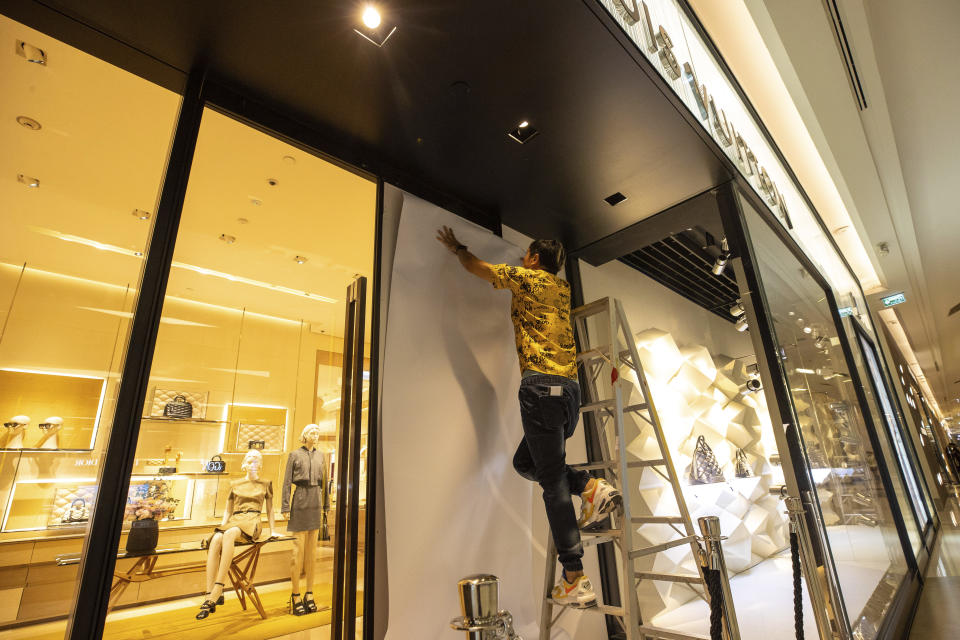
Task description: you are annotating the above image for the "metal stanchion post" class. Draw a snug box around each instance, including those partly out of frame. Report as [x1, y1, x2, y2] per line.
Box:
[784, 496, 837, 640]
[698, 516, 741, 640]
[450, 575, 522, 640]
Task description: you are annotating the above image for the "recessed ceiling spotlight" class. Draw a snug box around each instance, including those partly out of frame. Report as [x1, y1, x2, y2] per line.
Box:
[354, 5, 397, 47]
[219, 234, 237, 244]
[293, 255, 308, 264]
[877, 241, 890, 256]
[604, 192, 627, 206]
[16, 116, 41, 130]
[237, 217, 249, 224]
[362, 5, 381, 29]
[134, 251, 144, 257]
[508, 121, 539, 144]
[15, 40, 46, 65]
[282, 155, 296, 165]
[132, 209, 151, 220]
[249, 197, 262, 206]
[267, 178, 279, 187]
[17, 174, 39, 188]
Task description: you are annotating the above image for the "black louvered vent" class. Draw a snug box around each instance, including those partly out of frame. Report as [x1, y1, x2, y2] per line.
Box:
[619, 231, 741, 323]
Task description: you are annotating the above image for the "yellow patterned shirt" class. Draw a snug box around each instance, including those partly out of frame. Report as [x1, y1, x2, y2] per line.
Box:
[490, 264, 577, 380]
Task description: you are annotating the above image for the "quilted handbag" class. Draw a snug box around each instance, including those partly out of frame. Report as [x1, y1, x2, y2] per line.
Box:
[236, 423, 284, 452]
[734, 448, 752, 478]
[248, 440, 266, 450]
[62, 498, 90, 523]
[690, 435, 725, 484]
[163, 394, 193, 419]
[204, 454, 226, 474]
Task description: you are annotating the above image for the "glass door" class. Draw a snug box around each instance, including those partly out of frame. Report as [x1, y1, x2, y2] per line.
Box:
[101, 107, 375, 638]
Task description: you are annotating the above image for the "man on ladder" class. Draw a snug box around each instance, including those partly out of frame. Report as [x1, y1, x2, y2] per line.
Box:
[436, 225, 622, 609]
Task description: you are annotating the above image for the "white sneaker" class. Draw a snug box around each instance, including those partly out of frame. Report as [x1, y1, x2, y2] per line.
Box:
[551, 573, 597, 609]
[578, 478, 622, 530]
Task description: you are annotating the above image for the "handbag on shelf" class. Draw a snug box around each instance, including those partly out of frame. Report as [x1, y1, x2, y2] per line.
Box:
[690, 435, 725, 485]
[734, 448, 752, 478]
[62, 498, 90, 524]
[204, 455, 226, 473]
[163, 395, 193, 419]
[247, 440, 266, 450]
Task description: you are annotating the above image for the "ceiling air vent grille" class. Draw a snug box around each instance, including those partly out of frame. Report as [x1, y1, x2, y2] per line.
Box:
[618, 231, 741, 323]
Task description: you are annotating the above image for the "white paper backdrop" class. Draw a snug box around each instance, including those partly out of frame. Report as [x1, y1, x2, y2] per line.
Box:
[381, 193, 540, 638]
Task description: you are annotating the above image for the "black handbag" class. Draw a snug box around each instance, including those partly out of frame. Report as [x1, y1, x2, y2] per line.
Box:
[690, 435, 725, 484]
[163, 394, 193, 419]
[247, 440, 265, 450]
[204, 455, 226, 473]
[735, 448, 751, 478]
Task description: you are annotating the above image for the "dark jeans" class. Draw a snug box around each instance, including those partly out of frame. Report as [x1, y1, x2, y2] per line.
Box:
[513, 373, 590, 572]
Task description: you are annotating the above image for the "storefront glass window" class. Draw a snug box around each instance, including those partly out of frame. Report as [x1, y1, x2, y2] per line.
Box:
[100, 108, 375, 636]
[852, 325, 931, 543]
[0, 15, 179, 636]
[742, 199, 908, 639]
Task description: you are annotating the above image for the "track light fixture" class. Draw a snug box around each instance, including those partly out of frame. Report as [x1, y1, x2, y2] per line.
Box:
[735, 316, 748, 332]
[729, 299, 745, 317]
[711, 236, 730, 276]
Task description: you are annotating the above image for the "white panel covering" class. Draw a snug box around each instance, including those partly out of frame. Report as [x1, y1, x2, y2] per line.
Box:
[381, 194, 537, 638]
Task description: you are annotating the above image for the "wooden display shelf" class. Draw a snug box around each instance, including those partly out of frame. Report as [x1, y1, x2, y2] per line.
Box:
[140, 417, 228, 425]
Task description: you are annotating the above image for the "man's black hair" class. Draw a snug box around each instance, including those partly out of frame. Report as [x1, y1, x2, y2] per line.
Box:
[528, 239, 566, 275]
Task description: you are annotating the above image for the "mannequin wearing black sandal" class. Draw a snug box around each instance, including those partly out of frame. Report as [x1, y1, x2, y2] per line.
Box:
[282, 425, 326, 615]
[289, 592, 307, 616]
[196, 581, 226, 620]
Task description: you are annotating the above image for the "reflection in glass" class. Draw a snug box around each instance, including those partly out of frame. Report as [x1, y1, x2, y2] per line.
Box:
[741, 196, 908, 640]
[103, 108, 375, 635]
[0, 14, 180, 637]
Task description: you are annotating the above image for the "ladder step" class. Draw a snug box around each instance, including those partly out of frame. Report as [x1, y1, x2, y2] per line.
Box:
[545, 599, 624, 617]
[570, 460, 617, 470]
[580, 529, 621, 546]
[635, 571, 703, 584]
[631, 515, 684, 524]
[571, 298, 611, 320]
[628, 459, 666, 468]
[637, 624, 709, 640]
[576, 346, 630, 363]
[629, 535, 698, 559]
[579, 399, 648, 413]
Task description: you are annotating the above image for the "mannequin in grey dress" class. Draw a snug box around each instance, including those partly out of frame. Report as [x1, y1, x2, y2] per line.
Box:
[282, 424, 325, 615]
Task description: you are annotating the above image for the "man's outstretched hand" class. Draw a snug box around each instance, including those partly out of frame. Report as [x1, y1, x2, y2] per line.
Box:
[436, 226, 463, 254]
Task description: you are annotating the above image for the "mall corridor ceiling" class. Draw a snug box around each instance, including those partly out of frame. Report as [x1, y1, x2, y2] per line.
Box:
[4, 0, 733, 253]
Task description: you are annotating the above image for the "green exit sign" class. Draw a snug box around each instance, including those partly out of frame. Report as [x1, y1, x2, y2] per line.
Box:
[881, 292, 906, 307]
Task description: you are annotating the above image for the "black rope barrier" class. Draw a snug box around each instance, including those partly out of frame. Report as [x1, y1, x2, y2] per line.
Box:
[790, 531, 804, 640]
[702, 566, 724, 640]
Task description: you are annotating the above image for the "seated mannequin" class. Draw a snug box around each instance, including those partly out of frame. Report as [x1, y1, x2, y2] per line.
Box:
[196, 448, 275, 620]
[2, 415, 29, 449]
[282, 424, 326, 615]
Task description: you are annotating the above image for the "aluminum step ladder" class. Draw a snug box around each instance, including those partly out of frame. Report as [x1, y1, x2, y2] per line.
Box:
[539, 297, 725, 640]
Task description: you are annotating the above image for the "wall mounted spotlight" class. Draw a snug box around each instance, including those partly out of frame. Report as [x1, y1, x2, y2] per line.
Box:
[508, 120, 539, 144]
[354, 5, 397, 47]
[15, 40, 46, 65]
[735, 316, 748, 332]
[17, 174, 39, 188]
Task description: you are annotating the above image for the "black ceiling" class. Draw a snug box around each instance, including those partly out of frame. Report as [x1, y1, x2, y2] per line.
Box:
[6, 0, 732, 253]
